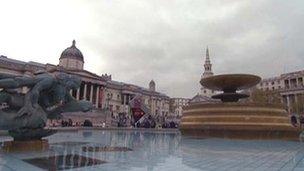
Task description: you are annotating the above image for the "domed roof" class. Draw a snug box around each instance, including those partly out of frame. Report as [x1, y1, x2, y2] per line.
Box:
[60, 40, 84, 62]
[149, 80, 155, 86]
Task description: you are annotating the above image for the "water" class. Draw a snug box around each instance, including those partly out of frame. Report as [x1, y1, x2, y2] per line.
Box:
[0, 130, 304, 171]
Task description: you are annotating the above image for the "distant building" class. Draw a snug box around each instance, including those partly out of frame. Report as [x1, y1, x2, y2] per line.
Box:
[257, 70, 304, 112]
[0, 40, 170, 126]
[169, 98, 190, 117]
[189, 93, 218, 104]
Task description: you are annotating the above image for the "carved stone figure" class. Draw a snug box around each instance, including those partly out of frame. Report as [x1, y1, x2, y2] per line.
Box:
[0, 71, 92, 140]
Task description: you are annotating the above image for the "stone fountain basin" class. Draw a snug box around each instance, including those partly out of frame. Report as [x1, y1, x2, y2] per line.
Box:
[200, 74, 261, 91]
[180, 103, 301, 140]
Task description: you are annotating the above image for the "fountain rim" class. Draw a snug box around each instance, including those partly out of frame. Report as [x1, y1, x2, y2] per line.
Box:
[200, 73, 261, 91]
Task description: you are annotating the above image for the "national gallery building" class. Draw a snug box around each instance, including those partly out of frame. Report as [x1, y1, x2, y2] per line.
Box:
[0, 40, 170, 126]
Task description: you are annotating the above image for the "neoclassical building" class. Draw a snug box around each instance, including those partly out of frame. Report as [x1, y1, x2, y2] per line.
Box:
[169, 98, 190, 117]
[257, 70, 304, 112]
[0, 40, 170, 126]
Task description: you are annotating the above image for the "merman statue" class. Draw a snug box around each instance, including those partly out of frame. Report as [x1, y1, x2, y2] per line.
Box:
[0, 70, 93, 140]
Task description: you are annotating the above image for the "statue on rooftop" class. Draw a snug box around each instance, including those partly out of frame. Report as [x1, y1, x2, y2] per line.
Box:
[0, 71, 93, 140]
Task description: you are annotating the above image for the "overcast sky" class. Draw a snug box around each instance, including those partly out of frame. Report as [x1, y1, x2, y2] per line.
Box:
[0, 0, 303, 98]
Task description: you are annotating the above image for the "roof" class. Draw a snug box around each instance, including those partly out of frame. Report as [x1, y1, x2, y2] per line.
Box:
[60, 40, 84, 62]
[189, 93, 218, 104]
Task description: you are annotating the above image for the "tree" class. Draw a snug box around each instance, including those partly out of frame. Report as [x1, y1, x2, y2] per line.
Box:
[291, 94, 304, 114]
[247, 88, 282, 105]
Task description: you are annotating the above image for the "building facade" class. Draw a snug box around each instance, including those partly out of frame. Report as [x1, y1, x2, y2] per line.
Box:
[0, 40, 170, 126]
[169, 98, 190, 117]
[257, 70, 304, 112]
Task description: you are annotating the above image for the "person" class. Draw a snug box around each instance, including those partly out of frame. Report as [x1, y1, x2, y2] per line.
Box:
[83, 119, 93, 127]
[299, 114, 304, 129]
[291, 113, 298, 127]
[68, 118, 73, 126]
[150, 120, 156, 128]
[170, 121, 175, 128]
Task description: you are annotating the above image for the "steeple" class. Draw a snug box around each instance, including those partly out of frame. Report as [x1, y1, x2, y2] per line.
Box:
[202, 46, 213, 78]
[206, 46, 210, 62]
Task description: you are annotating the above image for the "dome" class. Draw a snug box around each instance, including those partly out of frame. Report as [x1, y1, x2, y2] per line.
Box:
[60, 40, 84, 62]
[149, 80, 155, 86]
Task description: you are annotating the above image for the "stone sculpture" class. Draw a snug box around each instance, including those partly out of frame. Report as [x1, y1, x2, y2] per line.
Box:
[0, 71, 92, 140]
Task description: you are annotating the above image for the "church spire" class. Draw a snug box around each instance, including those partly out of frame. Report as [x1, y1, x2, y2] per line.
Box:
[202, 46, 213, 78]
[206, 46, 210, 61]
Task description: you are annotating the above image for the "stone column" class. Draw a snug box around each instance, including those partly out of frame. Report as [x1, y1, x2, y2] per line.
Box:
[76, 88, 80, 100]
[296, 78, 299, 88]
[95, 86, 100, 108]
[123, 94, 127, 113]
[151, 98, 154, 115]
[83, 83, 87, 100]
[90, 84, 94, 102]
[286, 79, 290, 88]
[287, 95, 290, 112]
[160, 99, 163, 116]
[69, 90, 72, 95]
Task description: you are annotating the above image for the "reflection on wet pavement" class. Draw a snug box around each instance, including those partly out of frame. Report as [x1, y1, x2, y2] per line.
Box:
[82, 146, 133, 152]
[23, 154, 106, 170]
[1, 130, 304, 170]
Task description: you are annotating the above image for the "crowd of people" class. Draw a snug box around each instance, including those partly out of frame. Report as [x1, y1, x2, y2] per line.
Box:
[60, 119, 93, 127]
[49, 112, 180, 129]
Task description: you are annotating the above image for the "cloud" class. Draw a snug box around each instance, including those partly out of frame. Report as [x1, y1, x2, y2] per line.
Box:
[0, 0, 303, 98]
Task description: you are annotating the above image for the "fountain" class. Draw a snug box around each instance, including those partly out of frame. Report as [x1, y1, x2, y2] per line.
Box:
[180, 74, 301, 140]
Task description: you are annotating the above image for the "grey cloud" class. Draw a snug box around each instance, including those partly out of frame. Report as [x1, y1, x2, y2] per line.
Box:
[75, 0, 304, 97]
